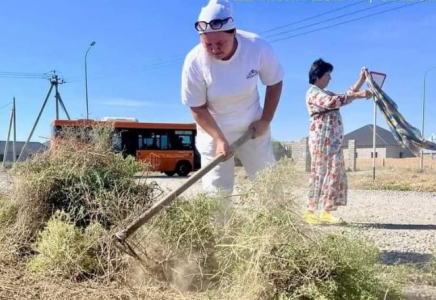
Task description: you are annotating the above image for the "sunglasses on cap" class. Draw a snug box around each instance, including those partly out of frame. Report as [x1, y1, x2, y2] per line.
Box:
[195, 17, 234, 32]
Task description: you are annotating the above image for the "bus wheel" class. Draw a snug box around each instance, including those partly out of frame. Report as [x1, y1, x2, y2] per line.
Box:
[176, 161, 192, 177]
[164, 171, 176, 177]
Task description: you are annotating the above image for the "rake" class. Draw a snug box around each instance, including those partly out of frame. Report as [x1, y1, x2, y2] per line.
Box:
[113, 129, 254, 256]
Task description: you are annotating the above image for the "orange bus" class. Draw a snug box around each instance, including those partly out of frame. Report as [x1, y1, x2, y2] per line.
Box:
[51, 119, 201, 176]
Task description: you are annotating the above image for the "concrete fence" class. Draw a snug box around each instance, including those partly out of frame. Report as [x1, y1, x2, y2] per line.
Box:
[344, 155, 436, 170]
[282, 137, 436, 172]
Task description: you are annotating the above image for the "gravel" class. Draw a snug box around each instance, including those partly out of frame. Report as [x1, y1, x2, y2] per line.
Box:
[150, 177, 436, 299]
[291, 188, 436, 300]
[144, 176, 436, 267]
[292, 189, 436, 263]
[133, 176, 436, 265]
[0, 172, 13, 191]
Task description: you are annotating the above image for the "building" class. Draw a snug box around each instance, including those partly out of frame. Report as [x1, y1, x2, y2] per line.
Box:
[0, 141, 48, 163]
[423, 133, 436, 156]
[282, 138, 311, 172]
[343, 124, 415, 159]
[281, 124, 417, 171]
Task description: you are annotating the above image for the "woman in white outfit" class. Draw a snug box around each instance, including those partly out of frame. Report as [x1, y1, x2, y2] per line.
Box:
[181, 0, 284, 192]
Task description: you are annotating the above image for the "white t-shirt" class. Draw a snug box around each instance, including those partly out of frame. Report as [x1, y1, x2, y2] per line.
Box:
[181, 30, 284, 136]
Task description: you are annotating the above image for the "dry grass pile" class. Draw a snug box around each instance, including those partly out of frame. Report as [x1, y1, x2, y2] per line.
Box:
[133, 160, 402, 300]
[0, 125, 158, 279]
[0, 266, 180, 300]
[0, 136, 404, 300]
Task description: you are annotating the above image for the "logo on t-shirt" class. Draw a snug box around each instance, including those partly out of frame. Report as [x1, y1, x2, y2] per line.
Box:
[246, 69, 259, 79]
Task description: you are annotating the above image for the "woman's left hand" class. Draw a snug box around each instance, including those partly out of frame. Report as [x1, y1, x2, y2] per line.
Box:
[250, 119, 270, 139]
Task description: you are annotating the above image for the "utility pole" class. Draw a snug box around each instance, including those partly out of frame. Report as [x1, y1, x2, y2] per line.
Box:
[2, 98, 16, 168]
[85, 41, 96, 119]
[12, 97, 16, 164]
[421, 66, 436, 169]
[17, 72, 70, 162]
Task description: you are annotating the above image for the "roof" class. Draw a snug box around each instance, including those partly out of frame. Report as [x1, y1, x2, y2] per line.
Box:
[52, 119, 197, 131]
[343, 124, 400, 148]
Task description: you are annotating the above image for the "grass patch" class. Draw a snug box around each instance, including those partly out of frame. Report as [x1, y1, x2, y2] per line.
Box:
[158, 194, 220, 251]
[347, 168, 436, 192]
[0, 144, 407, 299]
[285, 166, 436, 192]
[0, 197, 17, 226]
[134, 160, 403, 299]
[27, 211, 106, 278]
[0, 125, 157, 281]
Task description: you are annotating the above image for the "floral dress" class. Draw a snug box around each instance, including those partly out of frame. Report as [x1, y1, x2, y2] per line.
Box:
[306, 85, 354, 211]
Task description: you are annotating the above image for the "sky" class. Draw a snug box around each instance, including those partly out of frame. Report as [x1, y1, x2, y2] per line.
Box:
[0, 0, 435, 144]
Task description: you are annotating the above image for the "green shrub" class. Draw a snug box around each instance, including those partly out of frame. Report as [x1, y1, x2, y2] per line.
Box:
[7, 125, 154, 244]
[0, 125, 158, 280]
[27, 211, 106, 278]
[158, 194, 222, 251]
[150, 160, 402, 300]
[0, 199, 17, 226]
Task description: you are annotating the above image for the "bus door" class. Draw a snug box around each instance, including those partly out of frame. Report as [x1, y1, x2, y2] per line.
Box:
[117, 129, 137, 158]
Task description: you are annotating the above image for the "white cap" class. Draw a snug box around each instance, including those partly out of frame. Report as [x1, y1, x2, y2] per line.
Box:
[197, 0, 235, 34]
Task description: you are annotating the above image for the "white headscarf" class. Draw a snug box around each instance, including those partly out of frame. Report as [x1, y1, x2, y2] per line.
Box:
[197, 0, 235, 34]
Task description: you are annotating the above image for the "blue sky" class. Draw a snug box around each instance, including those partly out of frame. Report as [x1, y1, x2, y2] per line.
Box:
[0, 0, 435, 143]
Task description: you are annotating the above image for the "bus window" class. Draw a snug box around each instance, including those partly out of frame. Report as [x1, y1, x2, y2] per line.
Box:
[180, 136, 192, 149]
[138, 131, 169, 150]
[138, 134, 143, 150]
[174, 130, 193, 150]
[145, 136, 155, 149]
[161, 135, 168, 150]
[113, 132, 123, 152]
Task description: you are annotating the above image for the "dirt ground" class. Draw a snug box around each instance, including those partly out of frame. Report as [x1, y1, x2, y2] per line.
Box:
[144, 167, 436, 300]
[1, 167, 436, 299]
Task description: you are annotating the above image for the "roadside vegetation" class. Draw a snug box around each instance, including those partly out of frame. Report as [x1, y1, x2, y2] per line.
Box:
[0, 129, 416, 299]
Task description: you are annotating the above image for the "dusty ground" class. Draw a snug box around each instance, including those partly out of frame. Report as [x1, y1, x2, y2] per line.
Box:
[145, 169, 436, 262]
[145, 167, 436, 300]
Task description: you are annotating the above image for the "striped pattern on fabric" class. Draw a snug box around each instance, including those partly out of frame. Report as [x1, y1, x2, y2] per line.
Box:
[365, 69, 436, 156]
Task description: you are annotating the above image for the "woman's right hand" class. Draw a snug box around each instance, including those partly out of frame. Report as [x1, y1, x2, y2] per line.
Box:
[355, 90, 372, 99]
[216, 138, 232, 161]
[349, 90, 373, 101]
[363, 90, 373, 99]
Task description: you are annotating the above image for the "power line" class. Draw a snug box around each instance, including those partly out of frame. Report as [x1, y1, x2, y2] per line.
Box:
[0, 76, 47, 80]
[268, 1, 423, 44]
[73, 3, 369, 82]
[260, 0, 367, 35]
[0, 102, 12, 111]
[66, 55, 185, 83]
[0, 71, 47, 76]
[74, 1, 414, 83]
[2, 1, 421, 85]
[264, 1, 391, 39]
[0, 71, 48, 80]
[0, 71, 46, 75]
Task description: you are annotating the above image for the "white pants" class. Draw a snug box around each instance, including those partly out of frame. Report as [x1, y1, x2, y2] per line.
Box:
[197, 130, 276, 192]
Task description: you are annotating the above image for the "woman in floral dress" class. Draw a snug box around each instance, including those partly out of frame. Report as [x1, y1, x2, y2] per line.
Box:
[304, 59, 372, 224]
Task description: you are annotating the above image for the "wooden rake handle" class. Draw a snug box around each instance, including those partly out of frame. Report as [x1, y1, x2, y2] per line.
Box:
[114, 128, 254, 242]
